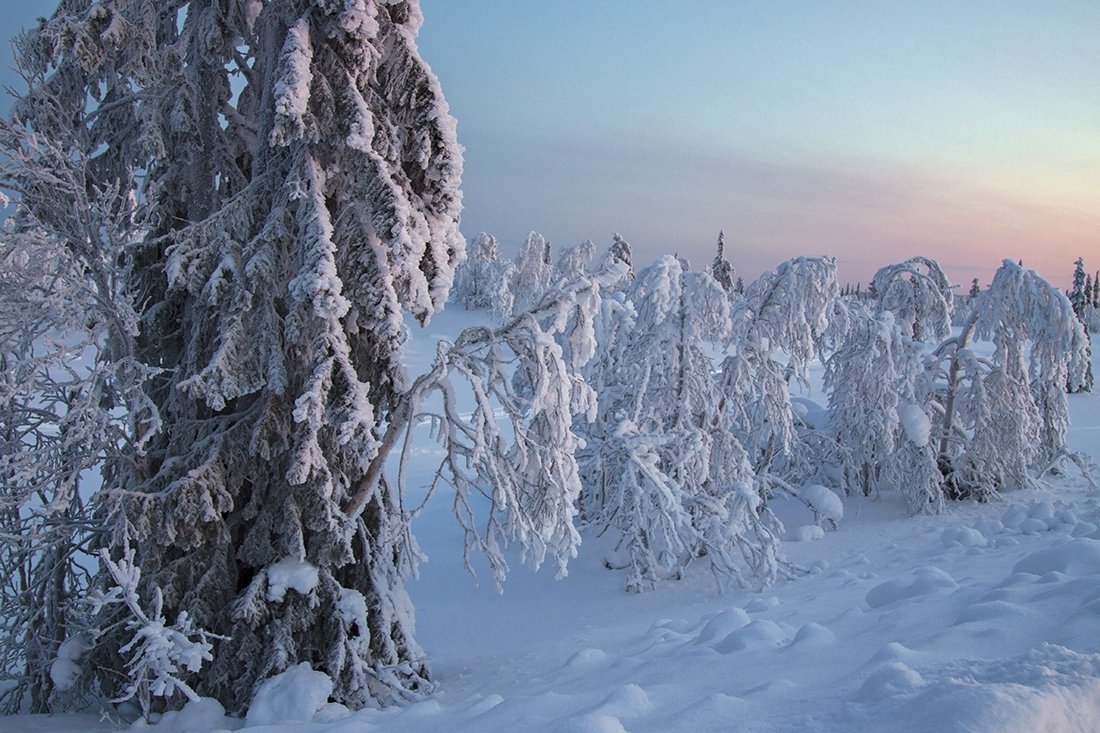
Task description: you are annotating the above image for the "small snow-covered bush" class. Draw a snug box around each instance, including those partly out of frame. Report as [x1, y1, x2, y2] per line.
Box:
[88, 546, 220, 720]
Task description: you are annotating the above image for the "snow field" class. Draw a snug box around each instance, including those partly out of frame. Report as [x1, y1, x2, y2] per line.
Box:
[6, 311, 1100, 733]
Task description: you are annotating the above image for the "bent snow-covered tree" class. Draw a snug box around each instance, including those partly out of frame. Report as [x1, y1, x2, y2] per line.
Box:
[0, 16, 160, 712]
[579, 256, 785, 592]
[937, 260, 1092, 497]
[721, 256, 843, 488]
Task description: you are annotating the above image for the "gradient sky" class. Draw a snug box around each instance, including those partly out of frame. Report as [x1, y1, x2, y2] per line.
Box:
[1, 2, 1096, 288]
[416, 0, 1100, 288]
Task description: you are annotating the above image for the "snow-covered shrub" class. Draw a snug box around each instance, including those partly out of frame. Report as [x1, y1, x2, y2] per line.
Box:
[359, 257, 629, 590]
[88, 546, 219, 720]
[872, 256, 952, 343]
[825, 305, 940, 511]
[721, 256, 844, 488]
[830, 258, 1092, 511]
[0, 17, 160, 711]
[511, 231, 555, 312]
[578, 256, 786, 591]
[452, 232, 509, 312]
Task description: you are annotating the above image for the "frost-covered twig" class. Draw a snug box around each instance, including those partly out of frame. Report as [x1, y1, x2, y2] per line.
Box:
[88, 545, 222, 719]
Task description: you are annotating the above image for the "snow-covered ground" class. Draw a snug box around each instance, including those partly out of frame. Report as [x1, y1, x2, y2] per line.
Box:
[6, 307, 1100, 733]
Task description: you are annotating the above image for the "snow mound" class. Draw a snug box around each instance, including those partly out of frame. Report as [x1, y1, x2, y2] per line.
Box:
[857, 660, 926, 701]
[144, 698, 236, 733]
[865, 567, 958, 608]
[711, 619, 787, 654]
[941, 526, 987, 548]
[590, 683, 654, 718]
[786, 621, 837, 648]
[693, 608, 751, 644]
[245, 663, 333, 726]
[565, 647, 608, 669]
[954, 600, 1033, 625]
[789, 524, 825, 542]
[1012, 539, 1100, 577]
[798, 483, 844, 527]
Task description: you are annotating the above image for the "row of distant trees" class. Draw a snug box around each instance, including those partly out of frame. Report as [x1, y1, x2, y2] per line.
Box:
[449, 234, 1093, 590]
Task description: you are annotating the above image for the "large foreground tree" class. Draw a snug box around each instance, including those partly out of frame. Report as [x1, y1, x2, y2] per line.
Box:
[0, 0, 512, 714]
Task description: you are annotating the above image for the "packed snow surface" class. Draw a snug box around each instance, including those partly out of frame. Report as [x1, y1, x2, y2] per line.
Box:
[7, 307, 1100, 733]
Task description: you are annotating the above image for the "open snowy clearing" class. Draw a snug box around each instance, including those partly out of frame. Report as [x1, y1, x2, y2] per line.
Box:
[6, 307, 1100, 733]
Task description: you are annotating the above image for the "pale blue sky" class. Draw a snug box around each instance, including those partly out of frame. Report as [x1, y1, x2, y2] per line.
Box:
[417, 0, 1100, 287]
[2, 2, 1096, 287]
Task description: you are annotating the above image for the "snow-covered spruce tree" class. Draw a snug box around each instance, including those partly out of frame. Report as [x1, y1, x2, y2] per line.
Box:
[25, 0, 510, 713]
[554, 239, 596, 284]
[1066, 257, 1094, 392]
[720, 256, 844, 491]
[606, 233, 634, 281]
[1070, 257, 1089, 320]
[511, 230, 555, 312]
[578, 256, 785, 592]
[0, 16, 162, 711]
[451, 232, 507, 312]
[708, 230, 734, 293]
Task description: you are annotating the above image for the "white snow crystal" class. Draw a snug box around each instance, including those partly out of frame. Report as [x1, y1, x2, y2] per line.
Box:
[265, 557, 320, 602]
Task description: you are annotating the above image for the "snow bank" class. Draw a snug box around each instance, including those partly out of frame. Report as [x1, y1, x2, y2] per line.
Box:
[245, 663, 333, 726]
[140, 698, 237, 733]
[856, 645, 1100, 733]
